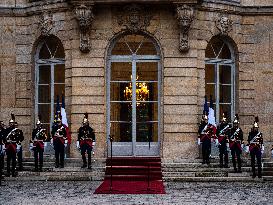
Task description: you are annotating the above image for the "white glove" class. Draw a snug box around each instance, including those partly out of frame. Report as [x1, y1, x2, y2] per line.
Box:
[29, 143, 33, 151]
[64, 140, 68, 148]
[76, 141, 80, 149]
[215, 139, 219, 146]
[92, 141, 96, 147]
[44, 142, 48, 147]
[245, 145, 249, 153]
[197, 138, 200, 145]
[241, 143, 244, 149]
[262, 145, 265, 151]
[16, 144, 21, 153]
[271, 149, 273, 158]
[0, 144, 5, 155]
[50, 138, 53, 144]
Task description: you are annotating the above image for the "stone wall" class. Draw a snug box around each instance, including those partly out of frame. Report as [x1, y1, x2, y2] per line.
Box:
[1, 1, 273, 159]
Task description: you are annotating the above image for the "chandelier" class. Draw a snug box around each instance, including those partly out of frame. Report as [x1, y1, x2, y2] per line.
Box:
[124, 75, 149, 106]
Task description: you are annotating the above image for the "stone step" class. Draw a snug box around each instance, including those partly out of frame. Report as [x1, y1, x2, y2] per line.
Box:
[162, 166, 273, 173]
[162, 162, 273, 169]
[163, 176, 264, 182]
[164, 171, 250, 178]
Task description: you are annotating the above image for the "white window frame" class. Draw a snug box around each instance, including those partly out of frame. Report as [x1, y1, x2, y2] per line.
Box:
[205, 40, 236, 124]
[35, 42, 65, 131]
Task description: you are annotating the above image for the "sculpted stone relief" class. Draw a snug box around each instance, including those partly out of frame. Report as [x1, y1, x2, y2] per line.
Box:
[216, 15, 233, 35]
[117, 4, 152, 33]
[74, 4, 94, 53]
[176, 4, 194, 52]
[39, 11, 53, 36]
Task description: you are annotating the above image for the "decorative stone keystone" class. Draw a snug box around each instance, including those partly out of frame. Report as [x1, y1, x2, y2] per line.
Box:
[176, 4, 194, 52]
[216, 14, 233, 35]
[40, 11, 53, 36]
[74, 4, 94, 53]
[117, 4, 152, 33]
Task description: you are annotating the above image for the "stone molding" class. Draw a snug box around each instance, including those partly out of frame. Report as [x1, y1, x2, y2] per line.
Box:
[117, 4, 152, 33]
[175, 4, 194, 52]
[215, 14, 233, 35]
[74, 4, 94, 53]
[39, 11, 54, 36]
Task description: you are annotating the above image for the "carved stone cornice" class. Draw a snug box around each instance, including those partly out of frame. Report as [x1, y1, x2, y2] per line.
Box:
[215, 14, 233, 35]
[117, 4, 152, 33]
[175, 4, 194, 52]
[39, 11, 53, 36]
[74, 4, 94, 53]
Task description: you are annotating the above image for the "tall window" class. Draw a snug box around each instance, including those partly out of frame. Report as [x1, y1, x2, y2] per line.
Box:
[205, 36, 236, 123]
[35, 36, 65, 132]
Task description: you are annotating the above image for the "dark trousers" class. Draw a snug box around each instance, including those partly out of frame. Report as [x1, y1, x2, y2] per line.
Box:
[81, 144, 92, 167]
[17, 147, 23, 170]
[34, 148, 44, 171]
[6, 151, 16, 176]
[0, 154, 4, 179]
[231, 146, 242, 171]
[54, 142, 64, 167]
[202, 140, 211, 164]
[219, 143, 228, 167]
[250, 149, 262, 177]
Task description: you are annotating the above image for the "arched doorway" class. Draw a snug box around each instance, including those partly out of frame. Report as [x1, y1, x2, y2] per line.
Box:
[107, 33, 161, 156]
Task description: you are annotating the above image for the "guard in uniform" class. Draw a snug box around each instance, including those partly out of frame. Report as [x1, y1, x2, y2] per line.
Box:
[5, 114, 20, 177]
[0, 121, 6, 180]
[248, 116, 263, 178]
[229, 114, 244, 173]
[216, 113, 230, 168]
[198, 113, 216, 165]
[14, 121, 24, 171]
[77, 113, 96, 169]
[51, 114, 67, 168]
[31, 116, 48, 172]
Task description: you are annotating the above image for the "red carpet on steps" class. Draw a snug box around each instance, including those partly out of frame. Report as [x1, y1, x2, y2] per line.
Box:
[94, 157, 166, 194]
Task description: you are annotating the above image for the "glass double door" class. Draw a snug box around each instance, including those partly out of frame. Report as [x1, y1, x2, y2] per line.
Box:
[108, 56, 160, 156]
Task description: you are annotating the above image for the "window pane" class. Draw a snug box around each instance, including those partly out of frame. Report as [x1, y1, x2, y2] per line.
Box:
[205, 37, 231, 59]
[111, 82, 132, 102]
[219, 104, 231, 122]
[39, 65, 51, 84]
[136, 62, 158, 81]
[110, 122, 132, 142]
[110, 102, 132, 122]
[136, 122, 158, 142]
[136, 82, 158, 102]
[136, 103, 158, 122]
[39, 37, 65, 59]
[219, 65, 231, 84]
[111, 41, 131, 55]
[54, 84, 65, 102]
[220, 85, 231, 103]
[111, 62, 132, 81]
[54, 64, 65, 83]
[205, 84, 215, 102]
[39, 43, 51, 59]
[205, 64, 215, 84]
[38, 104, 50, 123]
[38, 85, 50, 103]
[136, 39, 157, 55]
[111, 35, 157, 55]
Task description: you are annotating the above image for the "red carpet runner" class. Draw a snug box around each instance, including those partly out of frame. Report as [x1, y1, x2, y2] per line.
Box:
[94, 157, 165, 194]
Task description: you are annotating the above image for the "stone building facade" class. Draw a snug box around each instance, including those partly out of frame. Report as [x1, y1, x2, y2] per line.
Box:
[1, 0, 273, 160]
